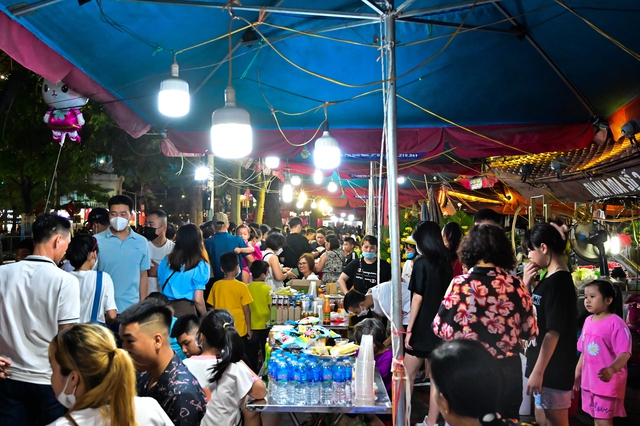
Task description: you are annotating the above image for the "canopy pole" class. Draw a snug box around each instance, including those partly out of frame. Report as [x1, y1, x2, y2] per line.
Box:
[384, 7, 407, 426]
[366, 161, 376, 235]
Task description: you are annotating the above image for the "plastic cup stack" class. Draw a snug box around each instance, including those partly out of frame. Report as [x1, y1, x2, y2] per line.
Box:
[353, 334, 376, 406]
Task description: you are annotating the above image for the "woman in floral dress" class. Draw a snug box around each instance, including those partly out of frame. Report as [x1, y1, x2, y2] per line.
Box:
[433, 224, 538, 421]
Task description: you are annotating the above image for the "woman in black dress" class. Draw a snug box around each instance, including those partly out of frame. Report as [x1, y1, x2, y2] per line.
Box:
[405, 221, 453, 426]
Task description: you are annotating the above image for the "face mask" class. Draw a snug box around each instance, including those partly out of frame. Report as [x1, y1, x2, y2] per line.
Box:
[56, 375, 77, 409]
[276, 248, 283, 255]
[362, 252, 376, 260]
[357, 308, 370, 317]
[110, 217, 129, 232]
[92, 257, 99, 271]
[406, 252, 415, 259]
[143, 226, 159, 241]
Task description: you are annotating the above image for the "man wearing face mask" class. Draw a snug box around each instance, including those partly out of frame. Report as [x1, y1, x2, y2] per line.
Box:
[343, 280, 411, 328]
[0, 214, 80, 425]
[95, 195, 150, 313]
[338, 235, 391, 295]
[144, 210, 175, 295]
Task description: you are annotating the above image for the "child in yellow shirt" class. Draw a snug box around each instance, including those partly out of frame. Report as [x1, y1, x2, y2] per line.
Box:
[245, 261, 272, 372]
[207, 252, 253, 339]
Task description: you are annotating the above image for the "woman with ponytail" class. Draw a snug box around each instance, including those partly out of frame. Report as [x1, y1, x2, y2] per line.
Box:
[47, 323, 172, 425]
[184, 309, 266, 426]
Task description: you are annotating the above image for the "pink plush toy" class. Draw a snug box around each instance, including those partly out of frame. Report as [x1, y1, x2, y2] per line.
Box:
[42, 79, 88, 145]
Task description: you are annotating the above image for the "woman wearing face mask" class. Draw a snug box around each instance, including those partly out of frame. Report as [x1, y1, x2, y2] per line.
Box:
[66, 235, 117, 326]
[401, 236, 417, 283]
[48, 323, 173, 425]
[261, 232, 293, 290]
[158, 224, 210, 316]
[405, 221, 453, 426]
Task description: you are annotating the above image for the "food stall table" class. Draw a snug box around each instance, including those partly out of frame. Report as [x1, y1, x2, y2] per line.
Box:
[246, 369, 391, 426]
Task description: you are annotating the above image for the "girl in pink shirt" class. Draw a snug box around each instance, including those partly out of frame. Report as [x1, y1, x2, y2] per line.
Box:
[574, 280, 631, 426]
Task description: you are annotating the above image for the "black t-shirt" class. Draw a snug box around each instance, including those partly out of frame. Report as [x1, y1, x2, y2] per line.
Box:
[282, 233, 312, 268]
[343, 252, 358, 267]
[525, 270, 578, 391]
[343, 257, 392, 293]
[408, 256, 452, 353]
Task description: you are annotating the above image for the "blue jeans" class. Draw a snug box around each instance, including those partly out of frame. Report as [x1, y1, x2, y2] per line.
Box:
[0, 378, 66, 425]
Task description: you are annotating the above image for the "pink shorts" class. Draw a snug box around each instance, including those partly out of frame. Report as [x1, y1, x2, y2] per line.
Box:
[582, 389, 626, 419]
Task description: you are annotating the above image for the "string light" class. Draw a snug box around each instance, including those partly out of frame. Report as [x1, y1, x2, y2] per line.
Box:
[265, 156, 280, 169]
[327, 180, 338, 193]
[291, 175, 302, 186]
[313, 169, 323, 184]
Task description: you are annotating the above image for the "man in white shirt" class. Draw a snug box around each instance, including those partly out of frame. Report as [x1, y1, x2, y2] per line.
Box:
[144, 209, 175, 295]
[0, 214, 80, 425]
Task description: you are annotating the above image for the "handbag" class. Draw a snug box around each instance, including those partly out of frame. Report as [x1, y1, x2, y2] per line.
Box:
[161, 269, 198, 317]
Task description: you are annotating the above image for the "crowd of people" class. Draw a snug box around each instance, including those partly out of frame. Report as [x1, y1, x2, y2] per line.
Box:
[0, 195, 634, 426]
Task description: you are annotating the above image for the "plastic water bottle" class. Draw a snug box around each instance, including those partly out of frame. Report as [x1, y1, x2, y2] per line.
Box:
[343, 359, 353, 405]
[308, 362, 322, 405]
[294, 363, 308, 405]
[267, 357, 278, 403]
[275, 360, 288, 405]
[287, 362, 298, 404]
[321, 361, 333, 405]
[332, 362, 347, 406]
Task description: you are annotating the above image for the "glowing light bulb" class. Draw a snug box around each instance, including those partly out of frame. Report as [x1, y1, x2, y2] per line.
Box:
[313, 169, 323, 184]
[291, 175, 302, 186]
[328, 181, 338, 193]
[265, 156, 280, 169]
[397, 176, 406, 184]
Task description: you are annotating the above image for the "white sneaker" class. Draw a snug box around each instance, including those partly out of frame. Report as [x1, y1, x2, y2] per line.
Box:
[414, 416, 429, 426]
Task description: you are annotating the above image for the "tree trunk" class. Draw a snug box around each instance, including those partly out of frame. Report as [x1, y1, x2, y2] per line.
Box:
[190, 184, 203, 225]
[264, 179, 282, 228]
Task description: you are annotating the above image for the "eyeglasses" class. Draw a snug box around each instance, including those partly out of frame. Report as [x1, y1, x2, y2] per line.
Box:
[298, 262, 308, 266]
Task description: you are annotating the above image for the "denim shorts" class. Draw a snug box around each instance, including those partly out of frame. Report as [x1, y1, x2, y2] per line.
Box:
[534, 387, 572, 410]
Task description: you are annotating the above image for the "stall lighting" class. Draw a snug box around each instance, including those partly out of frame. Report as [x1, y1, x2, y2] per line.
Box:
[313, 169, 323, 184]
[298, 189, 307, 203]
[211, 86, 252, 158]
[158, 59, 190, 117]
[311, 199, 318, 209]
[265, 156, 280, 169]
[340, 212, 346, 217]
[314, 122, 341, 170]
[318, 199, 328, 210]
[445, 190, 502, 204]
[194, 166, 209, 181]
[397, 176, 406, 184]
[327, 180, 338, 193]
[348, 214, 354, 221]
[291, 175, 302, 186]
[282, 179, 293, 203]
[296, 201, 304, 209]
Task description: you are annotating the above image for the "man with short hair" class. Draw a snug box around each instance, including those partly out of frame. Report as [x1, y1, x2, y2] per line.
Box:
[282, 217, 312, 268]
[344, 281, 411, 326]
[14, 238, 34, 262]
[95, 195, 150, 312]
[343, 237, 358, 267]
[0, 214, 80, 425]
[170, 315, 201, 358]
[145, 210, 175, 295]
[473, 208, 502, 227]
[119, 299, 206, 425]
[338, 235, 391, 294]
[85, 207, 110, 235]
[205, 212, 252, 283]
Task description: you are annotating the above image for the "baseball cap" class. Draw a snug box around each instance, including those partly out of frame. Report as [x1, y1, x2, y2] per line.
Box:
[213, 212, 229, 225]
[403, 235, 417, 246]
[87, 208, 110, 225]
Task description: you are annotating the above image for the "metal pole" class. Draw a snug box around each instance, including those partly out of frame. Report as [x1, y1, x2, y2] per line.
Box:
[366, 161, 375, 235]
[208, 154, 215, 221]
[384, 7, 406, 426]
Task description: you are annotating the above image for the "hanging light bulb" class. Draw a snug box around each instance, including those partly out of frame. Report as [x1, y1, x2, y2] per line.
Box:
[291, 175, 302, 186]
[314, 121, 341, 170]
[265, 156, 280, 169]
[348, 214, 355, 221]
[318, 199, 328, 210]
[194, 166, 209, 181]
[327, 180, 338, 193]
[313, 169, 323, 184]
[311, 199, 318, 209]
[296, 201, 304, 209]
[298, 189, 307, 203]
[282, 179, 293, 203]
[397, 176, 407, 184]
[158, 59, 190, 117]
[211, 86, 252, 158]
